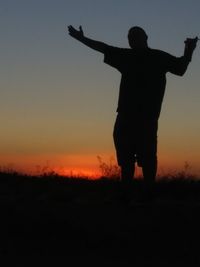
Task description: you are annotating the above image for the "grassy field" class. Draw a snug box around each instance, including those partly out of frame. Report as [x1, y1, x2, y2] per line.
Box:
[0, 171, 200, 266]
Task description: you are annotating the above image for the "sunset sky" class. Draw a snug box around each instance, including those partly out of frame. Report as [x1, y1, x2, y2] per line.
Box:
[0, 0, 200, 176]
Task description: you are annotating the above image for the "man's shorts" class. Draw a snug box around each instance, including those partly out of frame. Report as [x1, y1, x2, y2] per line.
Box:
[113, 114, 158, 167]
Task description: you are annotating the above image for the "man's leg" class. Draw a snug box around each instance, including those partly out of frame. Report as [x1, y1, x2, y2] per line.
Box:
[140, 119, 158, 185]
[142, 156, 157, 184]
[141, 157, 157, 200]
[113, 115, 135, 183]
[121, 162, 135, 183]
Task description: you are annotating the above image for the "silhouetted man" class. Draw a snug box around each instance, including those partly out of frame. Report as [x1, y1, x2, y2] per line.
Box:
[68, 25, 197, 184]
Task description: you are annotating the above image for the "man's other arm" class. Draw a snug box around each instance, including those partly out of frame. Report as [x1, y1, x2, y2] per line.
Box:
[68, 25, 108, 53]
[167, 37, 198, 76]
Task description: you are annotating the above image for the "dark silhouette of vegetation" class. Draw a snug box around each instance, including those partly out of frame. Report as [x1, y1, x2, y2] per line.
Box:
[97, 156, 121, 180]
[0, 166, 200, 266]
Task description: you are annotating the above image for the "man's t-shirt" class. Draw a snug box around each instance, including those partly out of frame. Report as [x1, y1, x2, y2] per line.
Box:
[104, 46, 189, 119]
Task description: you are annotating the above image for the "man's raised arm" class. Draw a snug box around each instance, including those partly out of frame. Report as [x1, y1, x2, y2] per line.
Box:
[168, 37, 198, 76]
[68, 25, 108, 53]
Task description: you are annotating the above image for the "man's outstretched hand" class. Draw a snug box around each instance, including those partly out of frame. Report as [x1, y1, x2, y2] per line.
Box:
[68, 25, 84, 40]
[67, 25, 106, 53]
[184, 36, 199, 51]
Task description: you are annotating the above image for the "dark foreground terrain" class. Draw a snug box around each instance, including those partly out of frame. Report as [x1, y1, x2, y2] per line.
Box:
[0, 172, 200, 266]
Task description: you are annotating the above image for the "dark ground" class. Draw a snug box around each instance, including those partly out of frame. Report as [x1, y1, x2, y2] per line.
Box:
[0, 173, 200, 266]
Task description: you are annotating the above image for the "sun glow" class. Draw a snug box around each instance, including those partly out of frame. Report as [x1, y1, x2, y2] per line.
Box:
[0, 153, 105, 178]
[56, 167, 101, 179]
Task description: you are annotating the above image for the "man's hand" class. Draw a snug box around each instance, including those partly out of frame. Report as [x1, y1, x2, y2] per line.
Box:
[68, 25, 84, 40]
[184, 36, 199, 51]
[184, 36, 199, 62]
[67, 25, 106, 53]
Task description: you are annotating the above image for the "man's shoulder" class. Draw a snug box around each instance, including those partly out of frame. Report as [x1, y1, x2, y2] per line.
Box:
[105, 45, 130, 53]
[149, 48, 172, 58]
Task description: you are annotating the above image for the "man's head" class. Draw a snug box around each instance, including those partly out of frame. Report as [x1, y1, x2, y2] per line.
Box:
[128, 26, 148, 49]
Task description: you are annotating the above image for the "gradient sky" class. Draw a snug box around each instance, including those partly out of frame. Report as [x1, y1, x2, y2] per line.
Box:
[0, 0, 200, 176]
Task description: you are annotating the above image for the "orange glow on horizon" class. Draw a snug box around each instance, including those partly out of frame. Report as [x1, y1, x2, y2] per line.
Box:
[0, 152, 199, 178]
[56, 167, 101, 179]
[0, 153, 105, 178]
